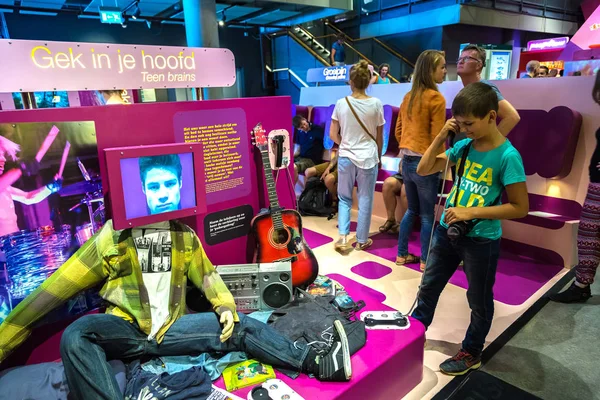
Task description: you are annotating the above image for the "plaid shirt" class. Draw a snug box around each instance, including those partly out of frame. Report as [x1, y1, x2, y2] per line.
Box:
[0, 220, 238, 363]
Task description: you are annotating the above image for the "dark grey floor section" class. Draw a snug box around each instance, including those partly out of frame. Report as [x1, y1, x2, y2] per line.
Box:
[483, 280, 600, 400]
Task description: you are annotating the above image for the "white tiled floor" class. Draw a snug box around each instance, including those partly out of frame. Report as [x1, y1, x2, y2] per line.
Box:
[301, 213, 569, 399]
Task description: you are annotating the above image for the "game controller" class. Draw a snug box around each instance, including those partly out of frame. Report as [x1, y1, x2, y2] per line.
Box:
[247, 379, 304, 400]
[360, 311, 411, 330]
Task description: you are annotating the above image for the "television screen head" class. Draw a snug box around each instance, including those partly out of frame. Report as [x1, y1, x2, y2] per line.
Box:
[105, 143, 206, 230]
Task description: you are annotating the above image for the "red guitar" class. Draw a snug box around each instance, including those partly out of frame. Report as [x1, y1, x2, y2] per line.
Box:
[250, 123, 319, 288]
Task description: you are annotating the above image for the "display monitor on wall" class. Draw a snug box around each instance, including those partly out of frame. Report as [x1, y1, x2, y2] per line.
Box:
[105, 143, 206, 230]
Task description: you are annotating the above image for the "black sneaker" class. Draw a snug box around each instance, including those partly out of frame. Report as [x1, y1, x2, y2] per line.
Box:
[549, 282, 592, 303]
[315, 320, 351, 382]
[439, 349, 481, 376]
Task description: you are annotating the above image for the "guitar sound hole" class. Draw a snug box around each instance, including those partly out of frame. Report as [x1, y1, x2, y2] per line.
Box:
[273, 228, 290, 245]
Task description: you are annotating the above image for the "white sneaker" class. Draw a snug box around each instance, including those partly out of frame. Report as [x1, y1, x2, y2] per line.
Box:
[334, 235, 354, 252]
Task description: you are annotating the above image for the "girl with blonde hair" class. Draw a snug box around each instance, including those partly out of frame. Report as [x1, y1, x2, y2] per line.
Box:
[330, 60, 385, 252]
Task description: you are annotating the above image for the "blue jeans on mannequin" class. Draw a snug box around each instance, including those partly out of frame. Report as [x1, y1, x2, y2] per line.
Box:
[60, 312, 309, 400]
[337, 157, 378, 244]
[397, 156, 439, 262]
[412, 225, 500, 356]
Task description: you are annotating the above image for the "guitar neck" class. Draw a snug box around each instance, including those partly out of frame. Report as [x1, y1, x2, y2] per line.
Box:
[260, 150, 284, 230]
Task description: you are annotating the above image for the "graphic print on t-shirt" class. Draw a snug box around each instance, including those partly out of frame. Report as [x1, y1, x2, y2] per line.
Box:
[135, 230, 172, 273]
[441, 138, 526, 239]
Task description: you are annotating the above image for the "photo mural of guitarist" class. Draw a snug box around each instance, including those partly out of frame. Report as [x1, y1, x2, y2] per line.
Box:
[250, 123, 319, 288]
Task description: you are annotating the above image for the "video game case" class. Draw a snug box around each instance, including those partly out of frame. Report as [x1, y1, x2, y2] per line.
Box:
[222, 359, 276, 392]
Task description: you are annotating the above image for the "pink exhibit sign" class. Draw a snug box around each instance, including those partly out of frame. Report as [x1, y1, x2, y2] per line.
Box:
[0, 39, 236, 93]
[570, 5, 600, 50]
[527, 37, 570, 51]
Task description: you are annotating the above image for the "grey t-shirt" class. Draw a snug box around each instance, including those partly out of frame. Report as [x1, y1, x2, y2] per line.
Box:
[480, 79, 505, 101]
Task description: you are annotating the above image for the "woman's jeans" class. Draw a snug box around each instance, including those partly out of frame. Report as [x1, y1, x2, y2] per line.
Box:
[397, 156, 440, 262]
[337, 157, 378, 244]
[60, 312, 309, 400]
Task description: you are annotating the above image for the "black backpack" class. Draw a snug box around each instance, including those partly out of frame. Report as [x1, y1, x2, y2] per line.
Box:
[298, 177, 333, 217]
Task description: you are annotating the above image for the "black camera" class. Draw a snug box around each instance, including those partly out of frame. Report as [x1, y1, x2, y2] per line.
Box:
[447, 220, 475, 241]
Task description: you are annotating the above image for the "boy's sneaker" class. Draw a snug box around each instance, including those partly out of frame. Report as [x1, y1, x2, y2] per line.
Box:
[549, 282, 592, 303]
[315, 320, 352, 382]
[439, 349, 481, 376]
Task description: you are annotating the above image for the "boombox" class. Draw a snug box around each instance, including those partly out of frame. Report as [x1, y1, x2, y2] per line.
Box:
[217, 261, 293, 313]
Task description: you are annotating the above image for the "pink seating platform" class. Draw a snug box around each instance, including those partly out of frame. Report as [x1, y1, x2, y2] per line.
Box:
[2, 276, 425, 400]
[215, 274, 426, 399]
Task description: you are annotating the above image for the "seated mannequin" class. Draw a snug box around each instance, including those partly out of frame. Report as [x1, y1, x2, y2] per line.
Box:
[0, 219, 351, 399]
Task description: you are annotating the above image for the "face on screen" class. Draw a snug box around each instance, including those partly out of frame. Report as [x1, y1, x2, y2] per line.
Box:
[142, 167, 182, 215]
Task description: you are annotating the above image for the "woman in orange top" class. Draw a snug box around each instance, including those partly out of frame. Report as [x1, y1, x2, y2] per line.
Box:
[396, 50, 447, 271]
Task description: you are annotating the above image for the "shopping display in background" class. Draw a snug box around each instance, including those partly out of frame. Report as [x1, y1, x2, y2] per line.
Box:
[564, 59, 600, 76]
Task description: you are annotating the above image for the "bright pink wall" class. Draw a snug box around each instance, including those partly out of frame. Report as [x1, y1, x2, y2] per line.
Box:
[0, 97, 295, 265]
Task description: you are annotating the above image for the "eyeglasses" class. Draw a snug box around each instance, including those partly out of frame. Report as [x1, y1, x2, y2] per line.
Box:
[457, 56, 481, 64]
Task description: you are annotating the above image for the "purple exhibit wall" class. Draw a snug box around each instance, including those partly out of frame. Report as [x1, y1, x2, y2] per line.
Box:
[0, 97, 295, 265]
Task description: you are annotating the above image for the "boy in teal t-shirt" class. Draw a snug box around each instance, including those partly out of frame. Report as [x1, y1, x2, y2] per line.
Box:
[412, 82, 529, 376]
[441, 138, 526, 239]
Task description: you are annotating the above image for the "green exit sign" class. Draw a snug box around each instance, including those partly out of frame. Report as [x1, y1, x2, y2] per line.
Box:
[99, 7, 123, 24]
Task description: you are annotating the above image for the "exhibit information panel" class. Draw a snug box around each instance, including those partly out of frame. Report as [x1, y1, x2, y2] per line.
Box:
[174, 108, 251, 205]
[0, 39, 236, 92]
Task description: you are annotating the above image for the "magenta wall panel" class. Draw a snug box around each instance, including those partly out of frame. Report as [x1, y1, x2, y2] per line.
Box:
[0, 96, 295, 265]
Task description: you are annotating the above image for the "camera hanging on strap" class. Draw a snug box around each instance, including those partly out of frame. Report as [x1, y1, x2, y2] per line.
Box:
[446, 141, 502, 241]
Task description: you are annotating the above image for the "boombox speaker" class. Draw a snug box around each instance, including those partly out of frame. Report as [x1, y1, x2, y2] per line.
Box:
[216, 261, 293, 313]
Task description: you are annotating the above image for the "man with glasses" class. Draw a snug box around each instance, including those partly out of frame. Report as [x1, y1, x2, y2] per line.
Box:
[456, 44, 521, 137]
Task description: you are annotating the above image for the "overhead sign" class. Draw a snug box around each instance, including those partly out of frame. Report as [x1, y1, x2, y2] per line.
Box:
[306, 65, 352, 83]
[0, 39, 236, 92]
[527, 37, 570, 51]
[99, 7, 123, 24]
[571, 5, 600, 50]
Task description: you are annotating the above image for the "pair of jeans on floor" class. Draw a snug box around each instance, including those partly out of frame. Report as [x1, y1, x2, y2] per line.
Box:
[60, 312, 309, 400]
[412, 225, 501, 356]
[337, 157, 378, 244]
[397, 156, 440, 262]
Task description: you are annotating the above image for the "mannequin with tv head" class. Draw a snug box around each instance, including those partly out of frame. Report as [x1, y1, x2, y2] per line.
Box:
[0, 147, 353, 399]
